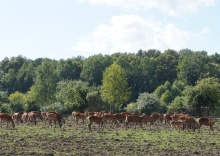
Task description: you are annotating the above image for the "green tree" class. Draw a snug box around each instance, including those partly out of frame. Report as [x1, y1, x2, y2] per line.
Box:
[137, 92, 161, 115]
[178, 50, 209, 86]
[33, 58, 58, 110]
[115, 54, 141, 101]
[0, 91, 9, 104]
[163, 81, 172, 91]
[80, 54, 113, 86]
[57, 57, 83, 81]
[0, 103, 12, 113]
[101, 63, 131, 113]
[184, 77, 220, 116]
[155, 49, 179, 85]
[160, 90, 173, 105]
[154, 85, 166, 97]
[26, 85, 40, 111]
[168, 96, 186, 112]
[9, 91, 28, 112]
[17, 60, 36, 93]
[0, 56, 27, 94]
[124, 102, 139, 113]
[56, 80, 90, 113]
[86, 89, 107, 112]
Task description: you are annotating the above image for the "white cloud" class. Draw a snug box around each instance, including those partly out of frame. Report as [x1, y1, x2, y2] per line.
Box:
[72, 15, 208, 56]
[83, 0, 215, 16]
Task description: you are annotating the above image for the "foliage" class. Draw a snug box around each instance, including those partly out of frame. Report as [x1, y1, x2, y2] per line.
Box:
[101, 63, 131, 113]
[0, 56, 27, 94]
[0, 103, 12, 113]
[80, 54, 113, 86]
[160, 90, 173, 105]
[8, 91, 28, 112]
[57, 57, 83, 81]
[184, 77, 220, 116]
[0, 91, 9, 104]
[0, 50, 220, 116]
[86, 89, 107, 112]
[124, 102, 139, 113]
[154, 49, 179, 85]
[136, 92, 161, 115]
[17, 60, 36, 93]
[178, 50, 209, 86]
[153, 85, 166, 97]
[168, 96, 187, 112]
[56, 80, 90, 113]
[33, 58, 58, 110]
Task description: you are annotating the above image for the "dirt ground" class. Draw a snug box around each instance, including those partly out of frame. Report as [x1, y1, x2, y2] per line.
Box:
[0, 118, 219, 156]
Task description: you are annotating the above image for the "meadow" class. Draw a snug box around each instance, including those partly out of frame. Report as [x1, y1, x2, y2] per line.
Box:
[0, 117, 219, 156]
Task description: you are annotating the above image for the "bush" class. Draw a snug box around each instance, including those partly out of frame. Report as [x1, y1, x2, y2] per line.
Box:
[124, 102, 138, 113]
[0, 103, 13, 113]
[137, 92, 161, 115]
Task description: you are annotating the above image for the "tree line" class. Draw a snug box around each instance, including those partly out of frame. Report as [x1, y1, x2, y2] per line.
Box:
[0, 48, 220, 116]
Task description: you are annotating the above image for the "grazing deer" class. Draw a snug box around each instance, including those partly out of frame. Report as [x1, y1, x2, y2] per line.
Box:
[0, 113, 15, 128]
[46, 112, 62, 128]
[198, 117, 215, 134]
[88, 114, 104, 132]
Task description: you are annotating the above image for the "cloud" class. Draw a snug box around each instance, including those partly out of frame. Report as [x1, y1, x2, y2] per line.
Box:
[72, 15, 208, 56]
[83, 0, 215, 16]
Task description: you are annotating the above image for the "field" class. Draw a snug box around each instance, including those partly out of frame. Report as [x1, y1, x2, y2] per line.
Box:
[0, 117, 220, 156]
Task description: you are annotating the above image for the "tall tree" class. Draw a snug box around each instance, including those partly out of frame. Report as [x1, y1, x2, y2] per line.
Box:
[57, 57, 83, 81]
[184, 77, 220, 116]
[33, 58, 58, 110]
[0, 56, 27, 93]
[101, 63, 131, 113]
[80, 54, 113, 86]
[17, 60, 36, 93]
[178, 50, 209, 86]
[56, 80, 90, 113]
[155, 49, 179, 86]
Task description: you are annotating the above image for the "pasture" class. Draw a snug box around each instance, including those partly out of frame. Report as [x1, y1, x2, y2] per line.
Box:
[0, 117, 220, 156]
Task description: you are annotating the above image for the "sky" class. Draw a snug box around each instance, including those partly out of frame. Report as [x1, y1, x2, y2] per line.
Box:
[0, 0, 219, 61]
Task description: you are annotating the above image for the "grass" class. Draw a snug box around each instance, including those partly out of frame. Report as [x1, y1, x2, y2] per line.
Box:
[0, 118, 219, 156]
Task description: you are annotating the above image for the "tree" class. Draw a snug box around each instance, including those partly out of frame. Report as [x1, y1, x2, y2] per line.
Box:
[160, 90, 173, 105]
[154, 85, 166, 97]
[178, 50, 209, 86]
[184, 77, 220, 116]
[56, 80, 90, 113]
[57, 57, 83, 81]
[101, 63, 131, 113]
[124, 102, 139, 113]
[0, 56, 27, 94]
[9, 91, 28, 112]
[168, 96, 186, 112]
[0, 91, 9, 104]
[80, 54, 113, 86]
[137, 92, 161, 115]
[33, 58, 58, 110]
[86, 89, 107, 112]
[17, 60, 36, 93]
[115, 54, 142, 101]
[155, 49, 179, 85]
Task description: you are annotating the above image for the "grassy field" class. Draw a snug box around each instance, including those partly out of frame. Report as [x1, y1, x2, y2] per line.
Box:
[0, 117, 219, 156]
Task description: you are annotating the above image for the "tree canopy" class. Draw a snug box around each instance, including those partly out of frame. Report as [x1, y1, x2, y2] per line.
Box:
[101, 62, 131, 113]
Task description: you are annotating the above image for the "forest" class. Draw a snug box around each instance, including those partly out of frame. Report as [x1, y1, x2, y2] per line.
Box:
[1, 48, 220, 117]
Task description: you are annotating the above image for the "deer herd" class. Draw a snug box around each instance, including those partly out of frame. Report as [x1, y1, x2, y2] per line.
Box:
[0, 110, 217, 134]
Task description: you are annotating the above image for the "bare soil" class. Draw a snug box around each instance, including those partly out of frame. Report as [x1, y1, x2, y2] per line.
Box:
[0, 118, 219, 156]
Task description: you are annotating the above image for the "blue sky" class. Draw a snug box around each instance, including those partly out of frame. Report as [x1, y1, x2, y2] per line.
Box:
[0, 0, 219, 61]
